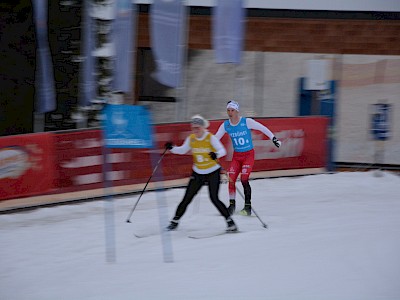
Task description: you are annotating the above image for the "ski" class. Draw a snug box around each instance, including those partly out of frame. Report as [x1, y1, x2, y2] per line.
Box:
[133, 231, 159, 238]
[133, 229, 179, 239]
[188, 230, 241, 239]
[134, 229, 243, 239]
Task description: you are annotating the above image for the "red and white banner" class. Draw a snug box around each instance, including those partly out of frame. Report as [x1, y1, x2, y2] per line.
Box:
[53, 130, 155, 193]
[1, 116, 328, 200]
[162, 117, 328, 173]
[0, 133, 55, 200]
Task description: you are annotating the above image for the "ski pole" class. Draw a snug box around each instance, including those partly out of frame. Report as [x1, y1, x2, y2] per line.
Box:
[233, 183, 268, 228]
[126, 148, 168, 223]
[223, 169, 268, 229]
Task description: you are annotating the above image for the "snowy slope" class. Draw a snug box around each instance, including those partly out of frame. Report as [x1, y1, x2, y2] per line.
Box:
[1, 171, 400, 300]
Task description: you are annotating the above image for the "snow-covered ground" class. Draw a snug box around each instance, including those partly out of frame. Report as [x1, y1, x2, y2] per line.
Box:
[1, 171, 400, 300]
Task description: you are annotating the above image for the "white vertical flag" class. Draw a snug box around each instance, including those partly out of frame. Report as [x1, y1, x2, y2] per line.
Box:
[113, 0, 136, 94]
[32, 0, 56, 113]
[212, 0, 246, 64]
[150, 0, 186, 88]
[79, 0, 96, 107]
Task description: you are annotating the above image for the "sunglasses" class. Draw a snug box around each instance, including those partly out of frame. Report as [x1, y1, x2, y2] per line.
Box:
[227, 100, 239, 107]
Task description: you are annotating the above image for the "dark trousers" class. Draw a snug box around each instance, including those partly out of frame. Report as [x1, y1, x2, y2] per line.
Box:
[173, 168, 230, 220]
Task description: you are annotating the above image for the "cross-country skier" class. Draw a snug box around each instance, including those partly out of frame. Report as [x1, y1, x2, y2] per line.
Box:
[215, 100, 282, 216]
[165, 115, 238, 232]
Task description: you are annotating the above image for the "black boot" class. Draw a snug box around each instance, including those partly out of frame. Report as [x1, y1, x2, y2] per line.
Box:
[239, 204, 251, 216]
[226, 217, 238, 232]
[241, 181, 252, 216]
[166, 219, 179, 231]
[227, 199, 236, 215]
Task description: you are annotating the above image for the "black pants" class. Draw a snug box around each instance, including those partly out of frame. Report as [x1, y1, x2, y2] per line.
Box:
[173, 168, 230, 220]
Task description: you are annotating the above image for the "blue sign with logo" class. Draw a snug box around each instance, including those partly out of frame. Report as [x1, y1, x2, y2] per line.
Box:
[103, 104, 153, 148]
[370, 103, 391, 141]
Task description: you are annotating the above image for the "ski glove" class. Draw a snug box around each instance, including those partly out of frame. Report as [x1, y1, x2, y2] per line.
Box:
[272, 137, 281, 148]
[165, 142, 173, 150]
[209, 152, 217, 160]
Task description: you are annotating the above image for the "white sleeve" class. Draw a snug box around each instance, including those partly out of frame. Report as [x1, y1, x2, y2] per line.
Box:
[170, 136, 191, 155]
[246, 118, 275, 140]
[210, 135, 226, 158]
[214, 123, 226, 140]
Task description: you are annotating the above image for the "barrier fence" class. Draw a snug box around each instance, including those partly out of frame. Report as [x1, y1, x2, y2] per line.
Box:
[0, 116, 328, 201]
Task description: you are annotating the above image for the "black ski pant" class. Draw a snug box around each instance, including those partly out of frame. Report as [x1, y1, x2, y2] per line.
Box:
[173, 168, 230, 220]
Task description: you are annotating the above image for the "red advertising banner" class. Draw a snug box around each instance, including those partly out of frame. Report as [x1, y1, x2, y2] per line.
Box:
[53, 130, 156, 193]
[0, 133, 56, 200]
[53, 116, 327, 193]
[161, 117, 328, 173]
[1, 116, 328, 200]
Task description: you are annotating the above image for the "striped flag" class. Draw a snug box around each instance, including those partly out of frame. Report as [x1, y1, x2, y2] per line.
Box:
[32, 0, 56, 113]
[212, 0, 245, 64]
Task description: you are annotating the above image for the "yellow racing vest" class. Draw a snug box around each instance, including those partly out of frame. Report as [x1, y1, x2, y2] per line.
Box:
[189, 133, 218, 170]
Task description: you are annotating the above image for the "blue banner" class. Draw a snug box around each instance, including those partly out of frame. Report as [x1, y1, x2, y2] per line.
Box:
[212, 0, 245, 64]
[79, 0, 96, 107]
[371, 103, 391, 141]
[150, 0, 186, 88]
[103, 105, 153, 148]
[32, 0, 56, 113]
[113, 0, 136, 93]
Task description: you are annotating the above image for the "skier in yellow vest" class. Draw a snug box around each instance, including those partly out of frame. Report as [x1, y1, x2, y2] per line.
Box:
[165, 115, 238, 232]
